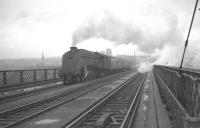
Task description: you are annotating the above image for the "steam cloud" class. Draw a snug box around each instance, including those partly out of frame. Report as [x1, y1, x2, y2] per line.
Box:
[72, 12, 175, 53]
[72, 11, 200, 71]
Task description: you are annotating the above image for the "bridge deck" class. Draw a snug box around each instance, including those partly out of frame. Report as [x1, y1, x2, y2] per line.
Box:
[7, 72, 172, 128]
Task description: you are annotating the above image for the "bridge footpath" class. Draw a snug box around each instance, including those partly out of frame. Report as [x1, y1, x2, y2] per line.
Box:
[133, 72, 172, 128]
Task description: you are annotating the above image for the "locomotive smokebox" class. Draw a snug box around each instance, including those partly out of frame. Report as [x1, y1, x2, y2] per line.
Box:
[70, 46, 77, 52]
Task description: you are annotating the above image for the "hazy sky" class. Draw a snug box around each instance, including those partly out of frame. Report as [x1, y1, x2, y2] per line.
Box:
[0, 0, 199, 60]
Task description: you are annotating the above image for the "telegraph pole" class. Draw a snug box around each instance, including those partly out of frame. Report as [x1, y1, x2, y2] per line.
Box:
[180, 0, 199, 68]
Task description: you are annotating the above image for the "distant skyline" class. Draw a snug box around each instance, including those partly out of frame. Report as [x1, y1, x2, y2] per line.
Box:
[0, 0, 200, 68]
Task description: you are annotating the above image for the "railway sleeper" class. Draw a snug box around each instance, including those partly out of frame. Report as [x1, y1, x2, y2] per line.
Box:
[94, 113, 113, 128]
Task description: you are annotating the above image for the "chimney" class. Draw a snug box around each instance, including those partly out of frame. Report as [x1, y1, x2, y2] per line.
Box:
[70, 46, 77, 52]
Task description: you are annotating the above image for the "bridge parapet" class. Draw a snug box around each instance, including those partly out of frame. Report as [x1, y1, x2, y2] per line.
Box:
[153, 65, 200, 128]
[0, 68, 61, 87]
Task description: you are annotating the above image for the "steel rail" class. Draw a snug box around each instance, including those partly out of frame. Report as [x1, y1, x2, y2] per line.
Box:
[120, 73, 147, 128]
[63, 73, 146, 128]
[63, 74, 137, 128]
[1, 71, 131, 104]
[0, 82, 63, 104]
[0, 78, 62, 92]
[0, 72, 134, 128]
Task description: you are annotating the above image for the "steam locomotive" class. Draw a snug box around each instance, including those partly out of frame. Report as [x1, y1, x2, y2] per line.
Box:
[62, 47, 131, 84]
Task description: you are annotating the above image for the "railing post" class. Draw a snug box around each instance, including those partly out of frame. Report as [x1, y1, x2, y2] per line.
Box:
[53, 69, 56, 79]
[3, 71, 7, 85]
[20, 71, 23, 83]
[44, 69, 47, 79]
[33, 70, 37, 82]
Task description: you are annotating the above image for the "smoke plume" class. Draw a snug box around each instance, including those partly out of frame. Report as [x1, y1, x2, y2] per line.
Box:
[72, 11, 200, 71]
[72, 12, 144, 47]
[72, 12, 176, 53]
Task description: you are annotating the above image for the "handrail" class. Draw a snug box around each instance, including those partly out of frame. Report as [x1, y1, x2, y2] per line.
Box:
[153, 65, 200, 118]
[0, 68, 61, 87]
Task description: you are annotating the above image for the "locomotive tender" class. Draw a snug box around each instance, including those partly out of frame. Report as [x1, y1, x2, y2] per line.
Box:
[62, 47, 131, 84]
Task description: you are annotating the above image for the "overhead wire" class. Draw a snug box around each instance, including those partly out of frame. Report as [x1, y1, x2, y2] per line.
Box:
[180, 0, 199, 68]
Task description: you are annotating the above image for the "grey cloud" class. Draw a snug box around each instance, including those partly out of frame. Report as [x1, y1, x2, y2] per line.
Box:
[18, 11, 31, 18]
[0, 15, 7, 20]
[183, 40, 200, 68]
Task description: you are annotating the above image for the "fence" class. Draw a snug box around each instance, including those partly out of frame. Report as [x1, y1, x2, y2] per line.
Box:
[153, 65, 200, 128]
[0, 69, 61, 87]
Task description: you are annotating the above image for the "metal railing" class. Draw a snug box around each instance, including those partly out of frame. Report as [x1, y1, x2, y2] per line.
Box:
[153, 65, 200, 128]
[0, 69, 61, 87]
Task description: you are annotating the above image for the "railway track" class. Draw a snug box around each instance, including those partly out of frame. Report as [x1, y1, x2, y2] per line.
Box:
[0, 79, 62, 92]
[0, 81, 63, 104]
[0, 72, 135, 128]
[63, 73, 147, 128]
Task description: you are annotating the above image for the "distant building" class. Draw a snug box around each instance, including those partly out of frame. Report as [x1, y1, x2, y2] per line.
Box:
[106, 48, 112, 56]
[100, 51, 106, 55]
